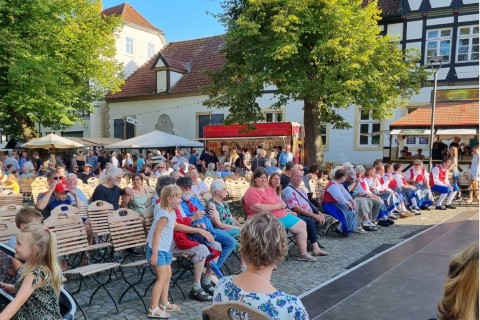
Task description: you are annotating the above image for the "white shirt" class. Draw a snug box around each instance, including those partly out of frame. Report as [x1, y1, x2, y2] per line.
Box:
[431, 165, 450, 187]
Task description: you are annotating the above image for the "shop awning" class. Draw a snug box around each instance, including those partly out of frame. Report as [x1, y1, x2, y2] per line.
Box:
[390, 129, 431, 136]
[436, 128, 478, 139]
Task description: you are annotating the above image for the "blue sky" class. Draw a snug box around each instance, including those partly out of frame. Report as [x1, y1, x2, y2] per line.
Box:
[102, 0, 226, 42]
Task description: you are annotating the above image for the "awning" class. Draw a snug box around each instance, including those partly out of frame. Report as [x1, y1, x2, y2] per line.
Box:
[436, 128, 478, 139]
[196, 136, 287, 141]
[67, 137, 123, 147]
[390, 129, 431, 136]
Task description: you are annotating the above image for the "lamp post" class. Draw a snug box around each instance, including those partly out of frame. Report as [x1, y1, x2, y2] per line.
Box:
[428, 56, 443, 171]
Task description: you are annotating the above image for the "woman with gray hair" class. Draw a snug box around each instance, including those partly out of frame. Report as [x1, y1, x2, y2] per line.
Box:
[206, 180, 242, 237]
[205, 163, 217, 179]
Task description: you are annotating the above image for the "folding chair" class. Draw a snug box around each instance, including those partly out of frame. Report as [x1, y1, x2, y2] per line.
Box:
[87, 177, 99, 188]
[108, 208, 149, 311]
[18, 177, 34, 202]
[0, 221, 19, 245]
[202, 301, 269, 320]
[0, 191, 23, 206]
[32, 186, 49, 205]
[87, 200, 114, 242]
[204, 177, 214, 190]
[45, 211, 121, 313]
[0, 205, 23, 223]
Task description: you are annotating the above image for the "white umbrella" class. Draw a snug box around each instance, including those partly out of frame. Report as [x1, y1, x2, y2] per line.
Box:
[21, 133, 84, 149]
[105, 130, 203, 149]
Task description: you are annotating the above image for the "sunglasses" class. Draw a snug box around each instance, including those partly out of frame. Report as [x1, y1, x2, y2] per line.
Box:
[52, 177, 61, 180]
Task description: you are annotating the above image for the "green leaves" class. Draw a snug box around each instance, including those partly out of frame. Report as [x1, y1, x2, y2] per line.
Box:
[205, 0, 428, 163]
[0, 0, 123, 139]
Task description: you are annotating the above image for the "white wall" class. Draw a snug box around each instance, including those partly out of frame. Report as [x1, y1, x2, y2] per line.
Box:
[114, 23, 166, 78]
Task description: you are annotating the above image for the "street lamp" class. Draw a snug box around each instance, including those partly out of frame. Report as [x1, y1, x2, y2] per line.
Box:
[428, 56, 443, 171]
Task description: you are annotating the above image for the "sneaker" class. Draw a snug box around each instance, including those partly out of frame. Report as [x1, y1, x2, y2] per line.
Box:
[399, 211, 415, 218]
[386, 218, 395, 225]
[354, 227, 366, 234]
[297, 253, 318, 262]
[392, 209, 401, 214]
[435, 205, 447, 210]
[377, 220, 390, 227]
[363, 220, 377, 227]
[445, 204, 457, 209]
[387, 214, 398, 220]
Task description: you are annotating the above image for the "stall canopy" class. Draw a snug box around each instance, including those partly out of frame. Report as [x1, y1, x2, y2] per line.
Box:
[67, 137, 123, 147]
[105, 130, 203, 149]
[435, 128, 478, 139]
[21, 134, 84, 149]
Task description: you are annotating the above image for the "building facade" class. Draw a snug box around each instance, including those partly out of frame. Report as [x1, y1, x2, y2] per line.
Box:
[106, 0, 478, 165]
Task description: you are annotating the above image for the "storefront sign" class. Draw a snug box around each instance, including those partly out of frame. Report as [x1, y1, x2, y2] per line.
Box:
[433, 88, 479, 103]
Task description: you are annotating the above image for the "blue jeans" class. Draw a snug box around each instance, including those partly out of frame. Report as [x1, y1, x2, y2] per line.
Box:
[210, 228, 236, 267]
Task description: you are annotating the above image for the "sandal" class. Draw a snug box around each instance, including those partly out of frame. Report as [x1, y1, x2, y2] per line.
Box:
[189, 287, 212, 302]
[297, 253, 317, 262]
[159, 302, 181, 312]
[201, 282, 215, 295]
[147, 307, 170, 318]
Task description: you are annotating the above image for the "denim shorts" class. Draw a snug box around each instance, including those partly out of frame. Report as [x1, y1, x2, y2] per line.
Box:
[146, 247, 173, 266]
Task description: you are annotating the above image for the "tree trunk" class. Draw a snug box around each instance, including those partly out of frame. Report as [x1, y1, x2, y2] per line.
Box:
[17, 115, 39, 141]
[303, 99, 324, 168]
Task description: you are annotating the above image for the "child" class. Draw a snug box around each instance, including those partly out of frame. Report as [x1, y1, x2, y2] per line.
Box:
[3, 208, 43, 278]
[146, 184, 182, 318]
[0, 223, 62, 319]
[5, 172, 20, 193]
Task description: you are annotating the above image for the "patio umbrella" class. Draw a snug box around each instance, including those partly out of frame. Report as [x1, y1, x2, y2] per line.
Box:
[105, 130, 203, 149]
[21, 133, 84, 149]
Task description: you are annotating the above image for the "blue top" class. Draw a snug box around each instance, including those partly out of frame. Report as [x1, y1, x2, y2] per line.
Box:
[86, 155, 98, 169]
[189, 154, 198, 165]
[213, 276, 309, 320]
[180, 197, 215, 231]
[136, 157, 145, 172]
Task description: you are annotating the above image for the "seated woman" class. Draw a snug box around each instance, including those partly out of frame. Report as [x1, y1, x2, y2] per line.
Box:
[213, 213, 309, 319]
[206, 180, 242, 237]
[373, 165, 406, 219]
[383, 164, 415, 216]
[322, 169, 358, 235]
[121, 173, 150, 217]
[243, 168, 316, 262]
[189, 168, 208, 197]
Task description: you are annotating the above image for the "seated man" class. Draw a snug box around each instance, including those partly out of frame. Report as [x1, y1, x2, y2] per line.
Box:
[430, 157, 459, 210]
[281, 168, 329, 255]
[176, 177, 237, 270]
[404, 159, 433, 209]
[35, 171, 82, 219]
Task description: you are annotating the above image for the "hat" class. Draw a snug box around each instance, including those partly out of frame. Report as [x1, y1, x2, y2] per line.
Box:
[347, 169, 356, 179]
[343, 162, 354, 168]
[55, 183, 69, 193]
[84, 163, 92, 168]
[224, 162, 230, 166]
[176, 176, 192, 186]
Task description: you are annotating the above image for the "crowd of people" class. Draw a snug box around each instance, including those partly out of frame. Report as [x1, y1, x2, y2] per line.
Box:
[0, 141, 477, 319]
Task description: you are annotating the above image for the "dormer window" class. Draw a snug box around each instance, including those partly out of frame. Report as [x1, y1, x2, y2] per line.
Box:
[154, 54, 188, 93]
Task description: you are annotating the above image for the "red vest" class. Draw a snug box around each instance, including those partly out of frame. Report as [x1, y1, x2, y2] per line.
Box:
[322, 181, 337, 203]
[410, 168, 426, 183]
[359, 180, 369, 192]
[386, 174, 398, 189]
[429, 165, 446, 187]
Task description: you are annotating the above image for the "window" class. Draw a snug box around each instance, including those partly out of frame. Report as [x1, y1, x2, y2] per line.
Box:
[61, 131, 83, 138]
[264, 110, 283, 122]
[457, 26, 479, 62]
[126, 37, 134, 55]
[358, 109, 381, 146]
[148, 43, 155, 58]
[319, 123, 327, 146]
[426, 28, 452, 63]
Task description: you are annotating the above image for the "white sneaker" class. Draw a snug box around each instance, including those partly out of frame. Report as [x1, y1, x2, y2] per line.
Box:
[354, 226, 366, 234]
[363, 220, 377, 227]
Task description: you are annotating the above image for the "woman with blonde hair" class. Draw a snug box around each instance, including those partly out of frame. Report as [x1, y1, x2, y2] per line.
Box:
[437, 241, 478, 320]
[213, 213, 308, 319]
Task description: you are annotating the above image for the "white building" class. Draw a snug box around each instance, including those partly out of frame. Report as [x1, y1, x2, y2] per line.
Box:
[106, 0, 478, 165]
[40, 2, 166, 138]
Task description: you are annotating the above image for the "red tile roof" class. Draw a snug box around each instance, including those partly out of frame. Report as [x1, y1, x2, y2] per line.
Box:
[391, 102, 479, 128]
[107, 35, 225, 100]
[102, 2, 161, 32]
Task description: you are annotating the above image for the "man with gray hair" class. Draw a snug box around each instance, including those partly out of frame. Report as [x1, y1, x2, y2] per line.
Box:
[265, 158, 281, 176]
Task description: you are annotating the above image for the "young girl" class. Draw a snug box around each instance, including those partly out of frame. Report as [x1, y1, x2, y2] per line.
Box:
[0, 223, 62, 320]
[146, 184, 182, 318]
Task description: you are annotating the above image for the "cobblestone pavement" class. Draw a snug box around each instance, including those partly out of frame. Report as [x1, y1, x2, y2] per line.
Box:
[66, 205, 478, 319]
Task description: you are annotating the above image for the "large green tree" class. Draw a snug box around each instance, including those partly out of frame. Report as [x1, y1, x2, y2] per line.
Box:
[0, 0, 124, 140]
[204, 0, 428, 165]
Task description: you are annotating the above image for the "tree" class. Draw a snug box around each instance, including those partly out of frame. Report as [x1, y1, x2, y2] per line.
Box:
[204, 0, 428, 165]
[0, 0, 124, 140]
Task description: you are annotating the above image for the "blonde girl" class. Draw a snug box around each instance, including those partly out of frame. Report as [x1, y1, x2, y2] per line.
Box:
[146, 185, 182, 318]
[0, 223, 62, 320]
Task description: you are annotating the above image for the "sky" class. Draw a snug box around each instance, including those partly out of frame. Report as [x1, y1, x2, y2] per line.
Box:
[102, 0, 226, 42]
